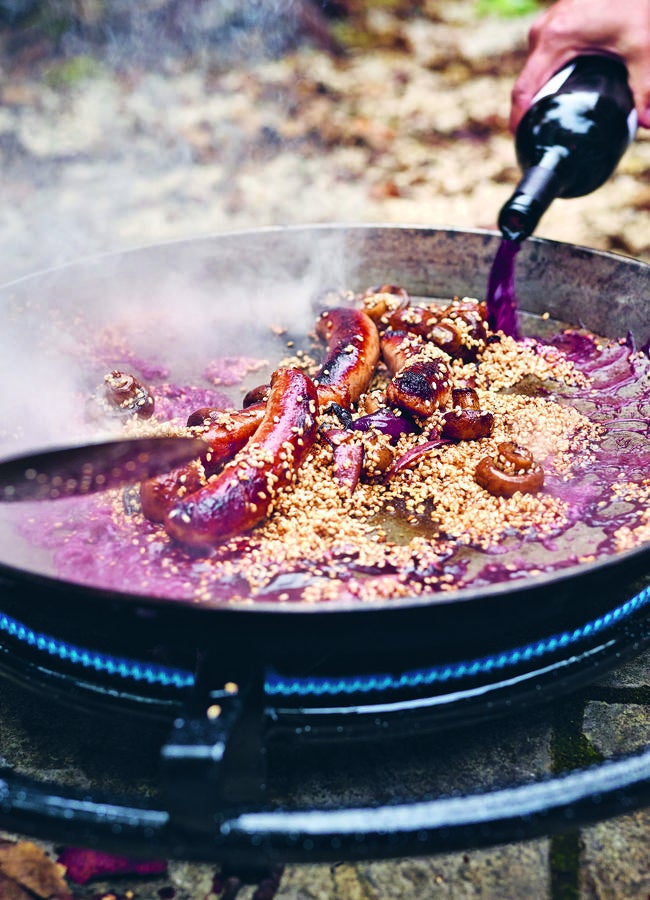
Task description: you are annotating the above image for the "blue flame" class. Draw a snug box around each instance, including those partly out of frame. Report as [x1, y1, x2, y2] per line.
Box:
[0, 581, 648, 697]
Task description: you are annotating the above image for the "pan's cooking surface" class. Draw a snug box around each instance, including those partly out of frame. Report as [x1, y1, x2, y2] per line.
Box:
[4, 300, 648, 614]
[0, 226, 647, 617]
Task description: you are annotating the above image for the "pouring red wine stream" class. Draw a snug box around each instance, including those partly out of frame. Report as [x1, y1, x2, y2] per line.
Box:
[486, 238, 521, 338]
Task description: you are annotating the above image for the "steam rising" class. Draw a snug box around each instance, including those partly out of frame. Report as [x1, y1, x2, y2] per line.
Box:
[60, 1, 333, 69]
[0, 225, 355, 578]
[0, 225, 648, 598]
[0, 0, 336, 285]
[0, 228, 352, 455]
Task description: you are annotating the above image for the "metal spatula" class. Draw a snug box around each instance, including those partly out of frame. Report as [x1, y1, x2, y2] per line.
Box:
[0, 436, 208, 501]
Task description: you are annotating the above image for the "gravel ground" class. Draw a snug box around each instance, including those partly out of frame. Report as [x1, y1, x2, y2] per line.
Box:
[0, 0, 648, 287]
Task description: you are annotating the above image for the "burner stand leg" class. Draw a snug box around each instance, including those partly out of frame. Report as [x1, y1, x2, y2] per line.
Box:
[161, 660, 268, 840]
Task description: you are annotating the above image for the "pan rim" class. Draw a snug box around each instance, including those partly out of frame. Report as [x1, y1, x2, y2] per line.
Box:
[0, 223, 647, 619]
[0, 526, 647, 618]
[1, 222, 649, 291]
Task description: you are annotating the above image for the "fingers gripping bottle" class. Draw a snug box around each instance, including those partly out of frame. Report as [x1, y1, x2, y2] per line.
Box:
[499, 56, 637, 243]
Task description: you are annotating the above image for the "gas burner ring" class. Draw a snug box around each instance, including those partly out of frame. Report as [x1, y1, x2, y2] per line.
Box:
[0, 580, 649, 732]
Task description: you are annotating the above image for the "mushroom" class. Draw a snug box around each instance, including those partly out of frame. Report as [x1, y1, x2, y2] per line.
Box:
[441, 387, 494, 441]
[102, 370, 154, 419]
[475, 441, 544, 497]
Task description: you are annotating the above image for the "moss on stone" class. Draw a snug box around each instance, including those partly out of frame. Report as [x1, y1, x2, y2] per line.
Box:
[44, 55, 103, 88]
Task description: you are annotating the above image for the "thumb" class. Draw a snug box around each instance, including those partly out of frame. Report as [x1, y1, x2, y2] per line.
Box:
[627, 64, 650, 129]
[510, 76, 534, 133]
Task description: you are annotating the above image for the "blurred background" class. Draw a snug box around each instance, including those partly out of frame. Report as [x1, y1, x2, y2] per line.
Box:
[0, 0, 648, 281]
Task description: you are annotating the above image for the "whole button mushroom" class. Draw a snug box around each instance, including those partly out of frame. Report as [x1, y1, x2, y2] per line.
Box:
[441, 387, 494, 441]
[475, 441, 544, 497]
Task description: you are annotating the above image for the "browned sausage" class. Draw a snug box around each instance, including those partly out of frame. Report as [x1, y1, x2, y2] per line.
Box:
[361, 284, 410, 328]
[140, 460, 206, 523]
[314, 308, 380, 408]
[139, 404, 265, 522]
[381, 330, 452, 418]
[142, 308, 378, 525]
[188, 404, 266, 464]
[165, 368, 319, 547]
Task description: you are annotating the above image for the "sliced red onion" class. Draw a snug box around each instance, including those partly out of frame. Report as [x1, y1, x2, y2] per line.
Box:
[320, 428, 363, 492]
[545, 332, 638, 391]
[351, 408, 418, 443]
[323, 402, 354, 428]
[320, 427, 353, 448]
[332, 440, 363, 493]
[384, 438, 451, 481]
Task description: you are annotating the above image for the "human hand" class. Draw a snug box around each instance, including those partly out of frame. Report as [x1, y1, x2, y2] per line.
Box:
[510, 0, 650, 131]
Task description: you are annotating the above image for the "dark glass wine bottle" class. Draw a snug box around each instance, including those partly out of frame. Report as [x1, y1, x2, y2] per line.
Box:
[498, 55, 637, 243]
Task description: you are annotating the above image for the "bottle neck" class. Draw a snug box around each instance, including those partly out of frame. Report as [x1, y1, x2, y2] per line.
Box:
[498, 147, 567, 242]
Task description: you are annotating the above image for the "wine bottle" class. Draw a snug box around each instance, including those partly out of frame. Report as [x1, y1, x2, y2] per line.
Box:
[498, 55, 637, 243]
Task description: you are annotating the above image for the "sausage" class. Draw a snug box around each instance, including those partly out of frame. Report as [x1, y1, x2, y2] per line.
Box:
[380, 329, 422, 374]
[361, 284, 410, 328]
[314, 308, 380, 408]
[142, 307, 378, 525]
[165, 368, 319, 547]
[188, 404, 266, 464]
[242, 384, 271, 407]
[381, 330, 452, 418]
[140, 460, 206, 523]
[139, 404, 265, 522]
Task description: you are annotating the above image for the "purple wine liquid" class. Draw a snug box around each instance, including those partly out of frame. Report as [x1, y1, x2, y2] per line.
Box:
[486, 238, 521, 338]
[11, 299, 650, 607]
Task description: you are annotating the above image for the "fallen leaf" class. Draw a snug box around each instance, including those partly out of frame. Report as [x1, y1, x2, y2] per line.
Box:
[630, 185, 650, 211]
[0, 840, 71, 899]
[57, 847, 167, 886]
[369, 179, 402, 199]
[0, 870, 35, 900]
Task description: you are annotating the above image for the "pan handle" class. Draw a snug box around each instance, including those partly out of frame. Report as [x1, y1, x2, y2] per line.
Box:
[2, 747, 650, 866]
